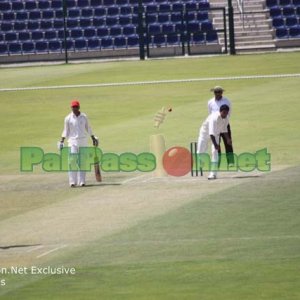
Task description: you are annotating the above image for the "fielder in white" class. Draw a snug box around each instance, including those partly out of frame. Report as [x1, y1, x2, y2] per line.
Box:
[197, 105, 232, 180]
[59, 100, 98, 187]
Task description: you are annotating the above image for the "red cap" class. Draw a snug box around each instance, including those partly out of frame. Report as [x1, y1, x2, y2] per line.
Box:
[70, 100, 80, 107]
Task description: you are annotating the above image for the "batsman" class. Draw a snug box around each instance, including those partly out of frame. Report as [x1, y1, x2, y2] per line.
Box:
[58, 100, 99, 187]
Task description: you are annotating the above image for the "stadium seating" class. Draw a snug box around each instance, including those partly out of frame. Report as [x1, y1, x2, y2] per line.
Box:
[0, 0, 217, 56]
[267, 0, 300, 40]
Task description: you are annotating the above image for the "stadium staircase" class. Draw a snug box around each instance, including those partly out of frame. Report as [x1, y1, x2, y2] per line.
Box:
[209, 0, 276, 51]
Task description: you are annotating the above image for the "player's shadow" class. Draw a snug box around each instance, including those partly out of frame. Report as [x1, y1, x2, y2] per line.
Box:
[84, 183, 122, 187]
[0, 244, 41, 250]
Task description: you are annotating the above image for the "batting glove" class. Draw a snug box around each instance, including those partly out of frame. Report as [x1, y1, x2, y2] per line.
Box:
[92, 136, 99, 147]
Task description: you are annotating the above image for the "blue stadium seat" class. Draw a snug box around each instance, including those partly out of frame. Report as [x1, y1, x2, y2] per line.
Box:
[289, 25, 300, 36]
[63, 40, 75, 51]
[12, 1, 24, 11]
[270, 6, 282, 17]
[175, 23, 186, 32]
[158, 13, 170, 23]
[75, 39, 87, 50]
[276, 27, 289, 38]
[127, 34, 139, 47]
[172, 2, 184, 11]
[93, 17, 106, 27]
[55, 10, 64, 18]
[159, 3, 171, 11]
[166, 33, 180, 45]
[282, 6, 295, 16]
[66, 0, 76, 8]
[32, 31, 44, 40]
[120, 6, 132, 15]
[103, 0, 115, 6]
[296, 6, 300, 13]
[67, 19, 79, 28]
[41, 21, 53, 30]
[170, 12, 182, 23]
[0, 2, 11, 11]
[110, 26, 123, 36]
[94, 7, 106, 17]
[9, 42, 22, 54]
[14, 22, 26, 31]
[131, 14, 139, 24]
[45, 31, 57, 40]
[87, 38, 100, 50]
[132, 4, 139, 14]
[286, 16, 298, 26]
[97, 27, 109, 37]
[192, 32, 205, 44]
[29, 11, 41, 20]
[146, 14, 157, 24]
[52, 0, 63, 9]
[80, 18, 92, 28]
[49, 40, 62, 52]
[78, 0, 90, 7]
[5, 32, 18, 42]
[279, 0, 291, 6]
[35, 41, 48, 52]
[266, 0, 278, 8]
[42, 10, 55, 19]
[152, 34, 166, 46]
[146, 4, 158, 13]
[129, 0, 139, 4]
[162, 23, 175, 33]
[27, 21, 40, 31]
[116, 0, 128, 5]
[149, 23, 161, 34]
[0, 44, 8, 55]
[3, 12, 15, 21]
[186, 12, 196, 21]
[293, 0, 300, 5]
[84, 28, 97, 38]
[185, 1, 197, 10]
[91, 0, 102, 6]
[71, 29, 83, 38]
[197, 11, 209, 21]
[272, 16, 285, 27]
[16, 11, 28, 20]
[18, 32, 31, 41]
[206, 30, 218, 43]
[114, 35, 127, 48]
[198, 1, 210, 10]
[39, 1, 51, 10]
[106, 16, 118, 26]
[119, 15, 132, 25]
[187, 21, 200, 32]
[0, 34, 3, 42]
[107, 6, 120, 16]
[101, 36, 113, 48]
[201, 20, 213, 31]
[68, 8, 81, 18]
[53, 19, 64, 29]
[58, 30, 69, 39]
[123, 25, 136, 35]
[25, 1, 38, 10]
[22, 41, 35, 53]
[82, 8, 94, 18]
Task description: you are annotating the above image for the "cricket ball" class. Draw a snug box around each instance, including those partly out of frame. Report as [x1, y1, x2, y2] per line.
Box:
[163, 146, 191, 177]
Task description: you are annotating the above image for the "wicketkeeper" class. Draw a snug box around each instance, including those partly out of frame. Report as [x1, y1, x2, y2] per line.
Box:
[58, 100, 98, 187]
[197, 105, 232, 180]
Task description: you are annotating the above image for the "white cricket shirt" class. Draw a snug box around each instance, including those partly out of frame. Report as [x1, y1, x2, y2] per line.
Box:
[202, 112, 229, 136]
[208, 96, 232, 117]
[62, 112, 93, 143]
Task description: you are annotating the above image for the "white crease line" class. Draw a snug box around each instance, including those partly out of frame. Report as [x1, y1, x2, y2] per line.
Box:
[121, 174, 149, 185]
[37, 245, 67, 258]
[1, 73, 300, 92]
[26, 245, 44, 253]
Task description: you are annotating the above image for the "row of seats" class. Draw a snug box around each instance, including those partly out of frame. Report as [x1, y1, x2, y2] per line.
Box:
[0, 31, 217, 55]
[266, 0, 300, 7]
[276, 25, 300, 37]
[269, 5, 300, 16]
[272, 15, 300, 27]
[0, 0, 210, 12]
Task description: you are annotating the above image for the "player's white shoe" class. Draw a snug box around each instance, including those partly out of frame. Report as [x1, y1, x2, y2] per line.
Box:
[79, 183, 85, 187]
[70, 183, 76, 188]
[208, 173, 217, 180]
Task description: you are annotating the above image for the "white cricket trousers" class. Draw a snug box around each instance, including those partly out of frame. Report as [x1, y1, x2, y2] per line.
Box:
[68, 139, 88, 186]
[196, 125, 219, 177]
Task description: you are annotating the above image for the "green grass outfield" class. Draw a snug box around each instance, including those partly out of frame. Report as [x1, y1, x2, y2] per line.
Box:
[0, 52, 300, 299]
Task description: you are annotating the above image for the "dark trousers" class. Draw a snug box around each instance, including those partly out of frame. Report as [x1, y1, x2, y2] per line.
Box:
[219, 124, 234, 165]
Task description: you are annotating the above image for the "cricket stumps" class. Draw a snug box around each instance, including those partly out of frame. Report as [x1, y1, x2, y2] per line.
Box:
[150, 134, 167, 177]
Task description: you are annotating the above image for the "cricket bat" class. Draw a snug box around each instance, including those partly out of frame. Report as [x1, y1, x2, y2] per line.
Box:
[94, 146, 102, 182]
